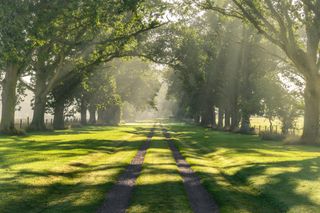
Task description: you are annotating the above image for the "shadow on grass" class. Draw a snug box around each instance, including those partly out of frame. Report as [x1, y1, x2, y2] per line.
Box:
[0, 126, 156, 213]
[169, 125, 320, 212]
[0, 125, 151, 138]
[128, 181, 192, 213]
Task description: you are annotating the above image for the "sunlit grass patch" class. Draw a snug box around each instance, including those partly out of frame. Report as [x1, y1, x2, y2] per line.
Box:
[169, 124, 320, 213]
[127, 131, 192, 213]
[0, 125, 151, 213]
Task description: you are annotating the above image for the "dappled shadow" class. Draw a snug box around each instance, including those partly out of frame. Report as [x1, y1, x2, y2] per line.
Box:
[0, 126, 156, 213]
[0, 139, 144, 169]
[168, 125, 320, 212]
[224, 157, 320, 211]
[16, 126, 115, 137]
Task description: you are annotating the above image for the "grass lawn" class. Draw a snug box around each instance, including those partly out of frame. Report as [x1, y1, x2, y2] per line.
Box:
[169, 124, 320, 213]
[0, 125, 151, 213]
[127, 129, 192, 213]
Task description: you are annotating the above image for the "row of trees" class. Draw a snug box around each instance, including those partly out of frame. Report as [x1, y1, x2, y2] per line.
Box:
[170, 19, 301, 132]
[1, 0, 319, 145]
[139, 3, 308, 141]
[0, 0, 166, 133]
[200, 0, 319, 143]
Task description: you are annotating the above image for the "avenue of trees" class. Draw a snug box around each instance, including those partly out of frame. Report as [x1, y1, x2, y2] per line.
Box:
[0, 0, 167, 133]
[0, 0, 319, 144]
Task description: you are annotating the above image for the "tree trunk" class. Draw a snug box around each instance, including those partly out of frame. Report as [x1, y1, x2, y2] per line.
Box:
[80, 99, 87, 125]
[230, 108, 240, 131]
[97, 109, 105, 123]
[212, 107, 217, 129]
[29, 76, 47, 131]
[200, 113, 208, 127]
[89, 106, 96, 124]
[53, 100, 65, 130]
[0, 64, 19, 134]
[105, 104, 121, 126]
[218, 107, 224, 129]
[301, 80, 320, 144]
[194, 114, 201, 124]
[224, 109, 231, 130]
[268, 118, 273, 133]
[240, 112, 251, 133]
[29, 95, 47, 131]
[200, 106, 213, 127]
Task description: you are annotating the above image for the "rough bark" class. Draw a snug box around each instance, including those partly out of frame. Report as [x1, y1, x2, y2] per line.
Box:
[301, 80, 320, 144]
[29, 75, 47, 131]
[53, 100, 65, 130]
[0, 64, 19, 134]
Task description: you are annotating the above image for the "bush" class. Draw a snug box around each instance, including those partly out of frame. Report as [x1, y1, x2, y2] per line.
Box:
[259, 131, 285, 141]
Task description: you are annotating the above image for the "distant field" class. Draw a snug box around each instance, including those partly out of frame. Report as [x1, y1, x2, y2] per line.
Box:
[169, 124, 320, 213]
[250, 116, 304, 135]
[0, 125, 151, 213]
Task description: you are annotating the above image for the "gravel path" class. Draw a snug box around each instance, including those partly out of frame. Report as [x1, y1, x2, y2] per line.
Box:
[162, 128, 219, 213]
[97, 128, 155, 213]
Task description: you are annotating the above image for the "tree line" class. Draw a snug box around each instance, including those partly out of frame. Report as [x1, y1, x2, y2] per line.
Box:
[0, 0, 166, 133]
[1, 0, 319, 145]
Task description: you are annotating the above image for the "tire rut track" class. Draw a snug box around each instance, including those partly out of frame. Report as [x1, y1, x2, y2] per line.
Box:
[97, 127, 155, 213]
[162, 127, 219, 213]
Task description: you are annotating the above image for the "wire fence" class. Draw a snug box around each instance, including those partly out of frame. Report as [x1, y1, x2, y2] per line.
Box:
[14, 117, 81, 129]
[252, 125, 303, 136]
[13, 117, 304, 136]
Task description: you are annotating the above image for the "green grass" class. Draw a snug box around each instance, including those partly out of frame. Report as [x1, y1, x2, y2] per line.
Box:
[2, 122, 319, 213]
[0, 125, 151, 213]
[250, 116, 304, 135]
[169, 124, 320, 213]
[127, 129, 192, 213]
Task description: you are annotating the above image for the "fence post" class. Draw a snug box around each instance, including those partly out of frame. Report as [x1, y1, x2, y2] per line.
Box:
[27, 117, 30, 126]
[45, 119, 48, 126]
[50, 119, 53, 126]
[20, 119, 22, 129]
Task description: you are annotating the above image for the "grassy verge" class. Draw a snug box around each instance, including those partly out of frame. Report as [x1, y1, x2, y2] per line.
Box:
[127, 129, 192, 213]
[0, 125, 151, 213]
[169, 124, 320, 213]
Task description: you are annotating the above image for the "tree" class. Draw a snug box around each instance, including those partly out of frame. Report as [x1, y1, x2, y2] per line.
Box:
[204, 0, 320, 143]
[0, 1, 33, 133]
[25, 0, 166, 131]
